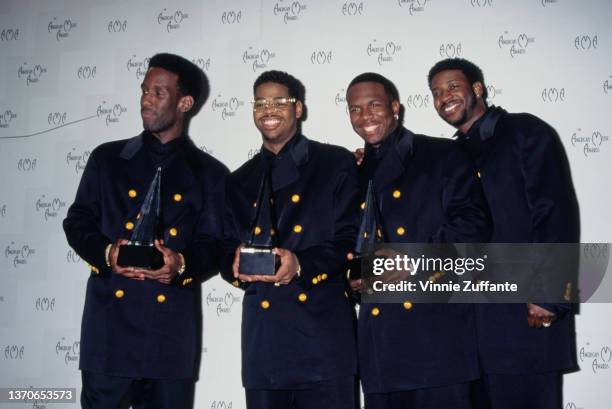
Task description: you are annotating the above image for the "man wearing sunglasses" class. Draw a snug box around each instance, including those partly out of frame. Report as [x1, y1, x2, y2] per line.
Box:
[221, 70, 360, 409]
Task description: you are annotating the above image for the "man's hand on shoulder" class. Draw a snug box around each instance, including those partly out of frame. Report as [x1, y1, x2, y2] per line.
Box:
[354, 147, 365, 165]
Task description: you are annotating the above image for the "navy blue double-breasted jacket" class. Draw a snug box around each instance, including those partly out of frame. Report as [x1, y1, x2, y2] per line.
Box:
[457, 106, 580, 374]
[221, 134, 359, 389]
[357, 127, 491, 393]
[63, 132, 228, 379]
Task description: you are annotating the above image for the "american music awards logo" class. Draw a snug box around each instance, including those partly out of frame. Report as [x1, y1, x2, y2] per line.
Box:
[55, 337, 79, 365]
[541, 88, 565, 103]
[35, 195, 67, 221]
[126, 55, 150, 79]
[1, 28, 19, 41]
[157, 8, 189, 32]
[48, 112, 67, 127]
[397, 0, 429, 15]
[574, 35, 598, 50]
[0, 204, 6, 218]
[66, 249, 82, 264]
[107, 19, 127, 33]
[311, 50, 332, 65]
[199, 145, 214, 155]
[542, 0, 558, 6]
[405, 93, 430, 109]
[579, 342, 612, 373]
[341, 1, 364, 16]
[96, 101, 127, 126]
[571, 128, 610, 157]
[248, 148, 260, 160]
[77, 65, 97, 80]
[604, 76, 612, 94]
[47, 17, 77, 41]
[334, 89, 347, 107]
[4, 345, 24, 359]
[440, 43, 462, 59]
[17, 157, 37, 172]
[210, 401, 233, 409]
[206, 289, 241, 317]
[471, 0, 493, 6]
[5, 241, 36, 268]
[366, 39, 402, 66]
[66, 148, 91, 174]
[17, 62, 47, 86]
[211, 95, 245, 121]
[192, 57, 211, 72]
[273, 0, 308, 24]
[498, 31, 535, 58]
[0, 109, 17, 129]
[243, 47, 277, 72]
[583, 243, 609, 259]
[35, 297, 55, 312]
[221, 10, 242, 24]
[486, 84, 502, 100]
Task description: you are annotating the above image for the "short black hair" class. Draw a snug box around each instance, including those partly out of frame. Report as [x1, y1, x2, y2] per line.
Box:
[428, 58, 488, 102]
[253, 70, 306, 103]
[148, 53, 208, 106]
[347, 72, 400, 102]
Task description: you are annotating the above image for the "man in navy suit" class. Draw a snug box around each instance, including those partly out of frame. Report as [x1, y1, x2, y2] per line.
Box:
[428, 58, 579, 409]
[221, 70, 359, 409]
[64, 53, 228, 409]
[346, 72, 491, 409]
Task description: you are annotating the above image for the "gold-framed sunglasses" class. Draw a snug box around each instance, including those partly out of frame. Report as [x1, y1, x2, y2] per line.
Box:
[251, 97, 297, 112]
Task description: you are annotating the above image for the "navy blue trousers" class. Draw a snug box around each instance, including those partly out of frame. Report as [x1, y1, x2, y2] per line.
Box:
[245, 376, 356, 409]
[471, 372, 562, 409]
[81, 370, 195, 409]
[364, 382, 471, 409]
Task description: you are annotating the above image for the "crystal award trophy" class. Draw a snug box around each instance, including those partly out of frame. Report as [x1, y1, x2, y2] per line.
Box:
[239, 169, 279, 275]
[117, 167, 164, 269]
[348, 180, 385, 279]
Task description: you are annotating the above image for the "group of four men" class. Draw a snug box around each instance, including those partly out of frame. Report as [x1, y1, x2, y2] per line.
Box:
[64, 53, 579, 409]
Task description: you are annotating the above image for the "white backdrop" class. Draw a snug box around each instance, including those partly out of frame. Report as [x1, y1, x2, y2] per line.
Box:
[1, 1, 611, 408]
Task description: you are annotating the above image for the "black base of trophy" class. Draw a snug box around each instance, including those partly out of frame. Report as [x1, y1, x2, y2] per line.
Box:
[239, 245, 278, 276]
[117, 244, 164, 269]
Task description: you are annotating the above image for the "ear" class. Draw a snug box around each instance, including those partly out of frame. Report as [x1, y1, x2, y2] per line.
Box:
[295, 100, 303, 119]
[178, 95, 194, 113]
[472, 82, 484, 99]
[391, 99, 400, 117]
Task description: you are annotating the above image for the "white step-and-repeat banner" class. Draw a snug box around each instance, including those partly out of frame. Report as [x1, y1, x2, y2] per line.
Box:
[1, 1, 611, 408]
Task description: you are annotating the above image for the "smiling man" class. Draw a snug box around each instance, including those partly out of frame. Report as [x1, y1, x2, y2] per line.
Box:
[221, 70, 360, 409]
[428, 58, 580, 409]
[64, 53, 228, 409]
[346, 72, 491, 409]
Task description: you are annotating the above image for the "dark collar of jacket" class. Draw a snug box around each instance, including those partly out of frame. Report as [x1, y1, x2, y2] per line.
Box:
[456, 105, 506, 143]
[363, 126, 415, 193]
[116, 132, 200, 192]
[258, 133, 309, 191]
[118, 131, 192, 160]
